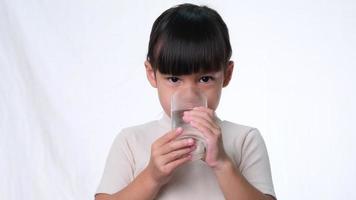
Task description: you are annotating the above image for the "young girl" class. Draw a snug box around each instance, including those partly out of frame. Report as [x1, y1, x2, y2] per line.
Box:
[95, 3, 276, 200]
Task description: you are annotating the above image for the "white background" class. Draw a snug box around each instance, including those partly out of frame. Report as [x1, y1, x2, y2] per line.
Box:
[1, 0, 355, 199]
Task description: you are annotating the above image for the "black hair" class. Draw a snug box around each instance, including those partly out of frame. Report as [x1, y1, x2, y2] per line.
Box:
[147, 3, 232, 75]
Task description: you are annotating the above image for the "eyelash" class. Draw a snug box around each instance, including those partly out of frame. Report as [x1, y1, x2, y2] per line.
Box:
[166, 76, 215, 84]
[199, 76, 214, 83]
[167, 77, 180, 83]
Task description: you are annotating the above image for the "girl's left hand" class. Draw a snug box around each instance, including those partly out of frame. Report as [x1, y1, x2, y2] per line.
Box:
[182, 106, 230, 170]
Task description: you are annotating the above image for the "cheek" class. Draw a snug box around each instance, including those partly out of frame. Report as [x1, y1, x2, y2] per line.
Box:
[206, 89, 222, 111]
[157, 87, 173, 117]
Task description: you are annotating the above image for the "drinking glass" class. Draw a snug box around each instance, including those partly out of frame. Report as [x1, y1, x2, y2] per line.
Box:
[171, 88, 207, 161]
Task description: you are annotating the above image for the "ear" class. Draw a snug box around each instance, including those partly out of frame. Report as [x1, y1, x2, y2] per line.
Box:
[145, 60, 157, 88]
[223, 60, 234, 87]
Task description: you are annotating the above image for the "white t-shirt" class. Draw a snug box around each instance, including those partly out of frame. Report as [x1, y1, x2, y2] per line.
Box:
[96, 114, 276, 199]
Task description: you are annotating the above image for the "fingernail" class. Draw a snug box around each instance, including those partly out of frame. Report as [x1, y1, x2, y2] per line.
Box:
[176, 127, 183, 134]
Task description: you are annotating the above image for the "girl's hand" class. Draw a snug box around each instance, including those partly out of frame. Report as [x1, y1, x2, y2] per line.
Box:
[183, 107, 230, 170]
[145, 128, 196, 186]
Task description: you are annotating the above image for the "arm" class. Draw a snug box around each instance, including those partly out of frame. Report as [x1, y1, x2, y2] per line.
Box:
[213, 157, 275, 200]
[95, 168, 160, 200]
[184, 107, 275, 200]
[96, 128, 196, 200]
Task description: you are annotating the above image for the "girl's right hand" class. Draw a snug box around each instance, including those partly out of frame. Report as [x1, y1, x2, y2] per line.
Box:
[145, 127, 196, 186]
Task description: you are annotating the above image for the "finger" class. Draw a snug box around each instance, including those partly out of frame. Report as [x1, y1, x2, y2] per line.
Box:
[190, 120, 216, 139]
[156, 127, 183, 147]
[164, 153, 192, 172]
[185, 107, 218, 128]
[193, 107, 216, 119]
[184, 112, 220, 136]
[183, 110, 219, 130]
[161, 145, 196, 165]
[160, 138, 195, 155]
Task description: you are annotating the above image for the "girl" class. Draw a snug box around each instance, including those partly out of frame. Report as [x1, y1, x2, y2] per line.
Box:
[95, 3, 276, 200]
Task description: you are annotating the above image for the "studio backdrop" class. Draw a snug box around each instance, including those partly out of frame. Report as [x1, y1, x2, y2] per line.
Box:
[1, 0, 355, 199]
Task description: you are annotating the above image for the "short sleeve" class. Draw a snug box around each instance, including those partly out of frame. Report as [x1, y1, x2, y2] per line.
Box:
[96, 130, 135, 195]
[240, 128, 276, 198]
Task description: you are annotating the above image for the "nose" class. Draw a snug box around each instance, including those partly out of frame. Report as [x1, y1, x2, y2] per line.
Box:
[181, 85, 200, 98]
[181, 80, 199, 92]
[171, 86, 207, 110]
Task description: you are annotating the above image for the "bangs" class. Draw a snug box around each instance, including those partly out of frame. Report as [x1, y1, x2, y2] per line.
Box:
[155, 30, 226, 75]
[147, 4, 231, 75]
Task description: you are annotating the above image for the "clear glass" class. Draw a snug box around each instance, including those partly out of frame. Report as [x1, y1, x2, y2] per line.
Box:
[171, 88, 207, 161]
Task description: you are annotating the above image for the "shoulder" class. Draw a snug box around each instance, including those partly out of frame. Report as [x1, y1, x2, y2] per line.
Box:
[113, 119, 167, 147]
[220, 120, 256, 134]
[219, 120, 267, 156]
[120, 120, 160, 136]
[220, 120, 262, 140]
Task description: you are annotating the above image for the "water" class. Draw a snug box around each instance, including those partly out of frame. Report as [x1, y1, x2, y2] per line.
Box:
[171, 109, 206, 161]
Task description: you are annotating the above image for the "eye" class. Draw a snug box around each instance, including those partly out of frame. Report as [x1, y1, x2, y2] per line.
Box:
[199, 76, 214, 83]
[167, 76, 180, 83]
